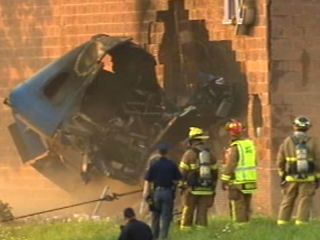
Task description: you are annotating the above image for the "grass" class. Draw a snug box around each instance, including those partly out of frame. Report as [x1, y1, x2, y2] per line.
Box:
[1, 217, 320, 240]
[0, 220, 118, 240]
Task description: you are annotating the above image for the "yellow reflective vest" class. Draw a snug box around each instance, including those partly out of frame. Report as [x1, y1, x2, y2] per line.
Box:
[221, 139, 257, 194]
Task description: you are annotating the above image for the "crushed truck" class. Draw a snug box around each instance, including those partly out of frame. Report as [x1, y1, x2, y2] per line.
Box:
[4, 34, 234, 191]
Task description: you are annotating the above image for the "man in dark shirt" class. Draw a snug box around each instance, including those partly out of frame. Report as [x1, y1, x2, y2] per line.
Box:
[143, 144, 182, 240]
[118, 207, 153, 240]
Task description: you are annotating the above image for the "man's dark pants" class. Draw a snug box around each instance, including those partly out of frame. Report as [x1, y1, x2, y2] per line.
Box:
[151, 187, 174, 240]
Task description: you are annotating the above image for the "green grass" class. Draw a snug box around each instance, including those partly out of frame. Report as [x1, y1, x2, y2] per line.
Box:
[0, 220, 118, 240]
[1, 217, 320, 240]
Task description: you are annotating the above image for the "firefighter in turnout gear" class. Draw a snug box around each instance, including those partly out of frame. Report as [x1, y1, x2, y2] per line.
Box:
[179, 127, 218, 230]
[221, 120, 257, 224]
[277, 116, 320, 226]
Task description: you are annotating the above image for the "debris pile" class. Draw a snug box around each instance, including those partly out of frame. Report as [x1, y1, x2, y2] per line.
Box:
[0, 201, 14, 222]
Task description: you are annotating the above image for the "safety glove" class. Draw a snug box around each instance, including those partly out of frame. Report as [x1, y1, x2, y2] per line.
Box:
[177, 181, 187, 189]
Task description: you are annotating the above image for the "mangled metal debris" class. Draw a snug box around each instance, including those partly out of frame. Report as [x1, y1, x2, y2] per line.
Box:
[4, 34, 233, 190]
[0, 201, 14, 222]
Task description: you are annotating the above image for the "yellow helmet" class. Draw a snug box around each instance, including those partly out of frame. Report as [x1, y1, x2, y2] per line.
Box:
[188, 127, 209, 140]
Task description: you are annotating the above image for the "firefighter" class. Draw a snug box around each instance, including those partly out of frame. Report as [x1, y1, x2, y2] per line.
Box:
[277, 116, 320, 226]
[221, 119, 257, 224]
[179, 127, 218, 230]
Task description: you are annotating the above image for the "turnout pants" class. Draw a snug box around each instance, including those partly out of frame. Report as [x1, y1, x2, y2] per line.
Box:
[278, 182, 316, 224]
[180, 190, 214, 228]
[228, 188, 252, 223]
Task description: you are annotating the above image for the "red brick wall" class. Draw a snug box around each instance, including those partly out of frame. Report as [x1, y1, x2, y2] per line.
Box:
[155, 0, 270, 215]
[0, 0, 271, 216]
[0, 0, 158, 216]
[189, 0, 271, 215]
[270, 0, 320, 216]
[0, 0, 69, 216]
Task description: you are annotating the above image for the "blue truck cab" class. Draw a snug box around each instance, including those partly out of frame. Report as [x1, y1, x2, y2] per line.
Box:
[5, 34, 233, 191]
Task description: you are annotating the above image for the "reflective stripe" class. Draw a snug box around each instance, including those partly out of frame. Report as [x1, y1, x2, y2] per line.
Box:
[285, 157, 314, 162]
[285, 157, 296, 162]
[316, 173, 320, 179]
[230, 180, 256, 194]
[191, 190, 214, 195]
[285, 175, 316, 182]
[180, 206, 189, 228]
[241, 189, 256, 194]
[190, 164, 198, 170]
[277, 220, 289, 225]
[179, 162, 199, 170]
[235, 166, 256, 171]
[179, 162, 190, 170]
[211, 163, 218, 170]
[221, 174, 231, 181]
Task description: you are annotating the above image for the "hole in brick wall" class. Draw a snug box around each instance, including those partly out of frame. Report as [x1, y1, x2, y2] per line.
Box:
[155, 0, 248, 114]
[252, 94, 263, 137]
[154, 0, 248, 158]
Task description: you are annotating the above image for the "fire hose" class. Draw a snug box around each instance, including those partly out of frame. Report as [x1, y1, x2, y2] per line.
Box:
[1, 189, 142, 223]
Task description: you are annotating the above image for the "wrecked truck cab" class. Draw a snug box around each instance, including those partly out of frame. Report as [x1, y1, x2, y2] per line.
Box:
[7, 36, 131, 136]
[5, 34, 233, 191]
[5, 35, 163, 189]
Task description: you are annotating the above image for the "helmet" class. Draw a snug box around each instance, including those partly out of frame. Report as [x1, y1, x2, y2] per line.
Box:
[225, 119, 245, 136]
[293, 116, 311, 131]
[188, 127, 209, 140]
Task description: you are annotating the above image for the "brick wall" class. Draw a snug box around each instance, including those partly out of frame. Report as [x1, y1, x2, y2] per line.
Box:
[0, 0, 158, 216]
[149, 0, 270, 214]
[0, 0, 68, 216]
[0, 0, 271, 216]
[270, 0, 320, 216]
[188, 0, 271, 215]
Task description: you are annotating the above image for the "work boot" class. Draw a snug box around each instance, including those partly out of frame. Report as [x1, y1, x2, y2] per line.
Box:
[277, 220, 289, 226]
[295, 220, 308, 226]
